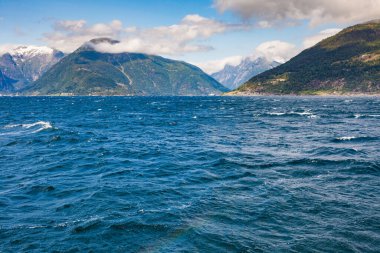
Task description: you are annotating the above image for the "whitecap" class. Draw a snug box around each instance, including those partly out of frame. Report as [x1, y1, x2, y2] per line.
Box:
[336, 136, 357, 141]
[266, 111, 316, 117]
[353, 114, 380, 118]
[268, 112, 286, 116]
[292, 111, 313, 116]
[3, 121, 53, 134]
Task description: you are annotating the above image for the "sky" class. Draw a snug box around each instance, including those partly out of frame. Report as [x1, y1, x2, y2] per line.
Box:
[0, 0, 379, 73]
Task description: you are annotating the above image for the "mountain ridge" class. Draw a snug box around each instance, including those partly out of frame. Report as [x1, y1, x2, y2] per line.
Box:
[23, 39, 228, 96]
[0, 45, 64, 92]
[212, 57, 281, 90]
[228, 21, 380, 95]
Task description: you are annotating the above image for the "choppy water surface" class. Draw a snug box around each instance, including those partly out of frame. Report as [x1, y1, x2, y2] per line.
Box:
[0, 96, 379, 252]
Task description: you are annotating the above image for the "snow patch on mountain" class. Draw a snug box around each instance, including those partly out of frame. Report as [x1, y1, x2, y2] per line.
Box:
[0, 45, 65, 90]
[10, 46, 55, 58]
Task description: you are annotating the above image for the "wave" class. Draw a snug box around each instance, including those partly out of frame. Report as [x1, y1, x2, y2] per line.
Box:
[2, 121, 53, 135]
[332, 136, 379, 142]
[265, 111, 318, 118]
[353, 114, 380, 119]
[335, 136, 357, 141]
[308, 146, 362, 156]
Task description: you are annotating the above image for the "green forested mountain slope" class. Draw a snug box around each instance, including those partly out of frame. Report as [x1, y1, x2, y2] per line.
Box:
[25, 38, 227, 96]
[229, 21, 380, 95]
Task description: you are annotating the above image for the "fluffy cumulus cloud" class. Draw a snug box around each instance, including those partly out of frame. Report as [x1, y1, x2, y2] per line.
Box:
[213, 0, 380, 27]
[253, 40, 298, 63]
[42, 15, 247, 54]
[43, 19, 124, 52]
[303, 28, 342, 48]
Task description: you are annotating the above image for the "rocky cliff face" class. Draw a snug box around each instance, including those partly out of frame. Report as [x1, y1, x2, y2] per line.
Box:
[0, 69, 16, 93]
[0, 46, 64, 92]
[212, 57, 280, 90]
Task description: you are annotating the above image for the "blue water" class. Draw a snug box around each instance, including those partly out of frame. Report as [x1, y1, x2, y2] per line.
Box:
[0, 96, 379, 252]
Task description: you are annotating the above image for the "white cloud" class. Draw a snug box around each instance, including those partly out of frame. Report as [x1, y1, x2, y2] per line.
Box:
[43, 19, 124, 52]
[194, 40, 298, 74]
[192, 55, 244, 74]
[303, 28, 342, 48]
[43, 15, 248, 54]
[214, 0, 380, 27]
[54, 20, 87, 32]
[0, 44, 20, 55]
[254, 40, 298, 63]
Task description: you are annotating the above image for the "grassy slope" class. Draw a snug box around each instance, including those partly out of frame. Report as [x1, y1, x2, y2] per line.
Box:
[25, 49, 227, 96]
[231, 22, 380, 95]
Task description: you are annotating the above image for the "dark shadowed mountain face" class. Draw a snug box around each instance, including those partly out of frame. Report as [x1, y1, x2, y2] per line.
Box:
[212, 57, 281, 90]
[0, 69, 16, 93]
[0, 46, 64, 92]
[0, 53, 24, 90]
[25, 39, 228, 96]
[230, 21, 380, 95]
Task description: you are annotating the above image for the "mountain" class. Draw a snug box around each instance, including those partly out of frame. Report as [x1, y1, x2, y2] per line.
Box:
[229, 21, 380, 95]
[0, 46, 64, 91]
[24, 38, 228, 96]
[0, 69, 16, 93]
[211, 57, 281, 90]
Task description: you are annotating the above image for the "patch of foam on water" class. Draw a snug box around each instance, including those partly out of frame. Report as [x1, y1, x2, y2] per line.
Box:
[294, 111, 313, 116]
[266, 111, 317, 118]
[268, 112, 286, 116]
[3, 121, 53, 134]
[336, 136, 357, 141]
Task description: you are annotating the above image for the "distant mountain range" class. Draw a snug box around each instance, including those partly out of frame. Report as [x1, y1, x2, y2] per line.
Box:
[211, 57, 281, 90]
[23, 38, 227, 96]
[0, 46, 64, 91]
[2, 20, 380, 96]
[228, 20, 380, 95]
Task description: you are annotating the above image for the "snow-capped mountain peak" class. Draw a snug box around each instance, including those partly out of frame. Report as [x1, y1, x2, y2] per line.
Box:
[10, 45, 55, 58]
[211, 57, 281, 90]
[0, 45, 64, 89]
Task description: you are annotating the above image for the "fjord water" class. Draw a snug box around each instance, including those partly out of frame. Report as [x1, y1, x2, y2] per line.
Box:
[0, 96, 379, 252]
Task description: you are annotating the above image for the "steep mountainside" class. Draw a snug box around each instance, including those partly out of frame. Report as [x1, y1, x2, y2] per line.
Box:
[0, 69, 15, 92]
[229, 21, 380, 95]
[25, 38, 227, 96]
[0, 46, 64, 91]
[212, 57, 280, 90]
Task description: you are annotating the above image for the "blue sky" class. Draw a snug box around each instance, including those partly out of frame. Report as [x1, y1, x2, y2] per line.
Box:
[0, 0, 378, 73]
